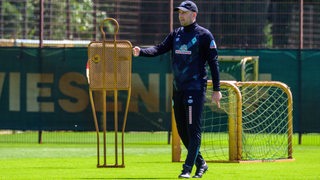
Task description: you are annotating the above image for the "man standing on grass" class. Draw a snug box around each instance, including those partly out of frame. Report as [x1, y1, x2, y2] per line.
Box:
[133, 1, 221, 178]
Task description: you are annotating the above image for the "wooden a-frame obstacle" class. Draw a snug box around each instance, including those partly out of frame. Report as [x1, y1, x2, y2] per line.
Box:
[86, 18, 132, 168]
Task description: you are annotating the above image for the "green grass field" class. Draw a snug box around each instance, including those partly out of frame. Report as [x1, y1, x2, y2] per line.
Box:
[0, 133, 320, 179]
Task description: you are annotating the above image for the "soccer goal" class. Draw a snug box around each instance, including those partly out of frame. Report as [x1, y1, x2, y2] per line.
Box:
[172, 80, 293, 163]
[218, 56, 259, 81]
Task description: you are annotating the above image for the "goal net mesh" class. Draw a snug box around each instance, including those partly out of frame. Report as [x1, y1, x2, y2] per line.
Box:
[201, 81, 293, 162]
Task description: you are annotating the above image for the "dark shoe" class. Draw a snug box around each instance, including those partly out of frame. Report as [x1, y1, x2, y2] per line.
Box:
[178, 164, 192, 179]
[192, 163, 208, 178]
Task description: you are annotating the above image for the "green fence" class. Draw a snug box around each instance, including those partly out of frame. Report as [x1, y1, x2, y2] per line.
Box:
[0, 47, 319, 133]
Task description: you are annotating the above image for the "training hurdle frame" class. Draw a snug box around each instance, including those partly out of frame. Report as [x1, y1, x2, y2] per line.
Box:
[87, 18, 132, 168]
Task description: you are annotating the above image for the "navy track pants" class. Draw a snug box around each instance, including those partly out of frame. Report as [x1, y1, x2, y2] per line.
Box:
[173, 90, 206, 168]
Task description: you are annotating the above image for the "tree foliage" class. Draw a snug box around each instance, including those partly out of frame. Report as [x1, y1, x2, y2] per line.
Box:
[0, 0, 107, 40]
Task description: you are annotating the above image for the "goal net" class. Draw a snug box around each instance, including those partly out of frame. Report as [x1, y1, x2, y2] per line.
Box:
[218, 56, 259, 81]
[173, 80, 293, 162]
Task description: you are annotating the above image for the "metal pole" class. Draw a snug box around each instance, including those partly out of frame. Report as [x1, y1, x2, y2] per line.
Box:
[169, 0, 173, 145]
[38, 0, 44, 144]
[39, 0, 44, 48]
[298, 0, 304, 144]
[66, 0, 71, 39]
[93, 0, 97, 40]
[170, 0, 173, 32]
[300, 0, 304, 49]
[298, 0, 303, 145]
